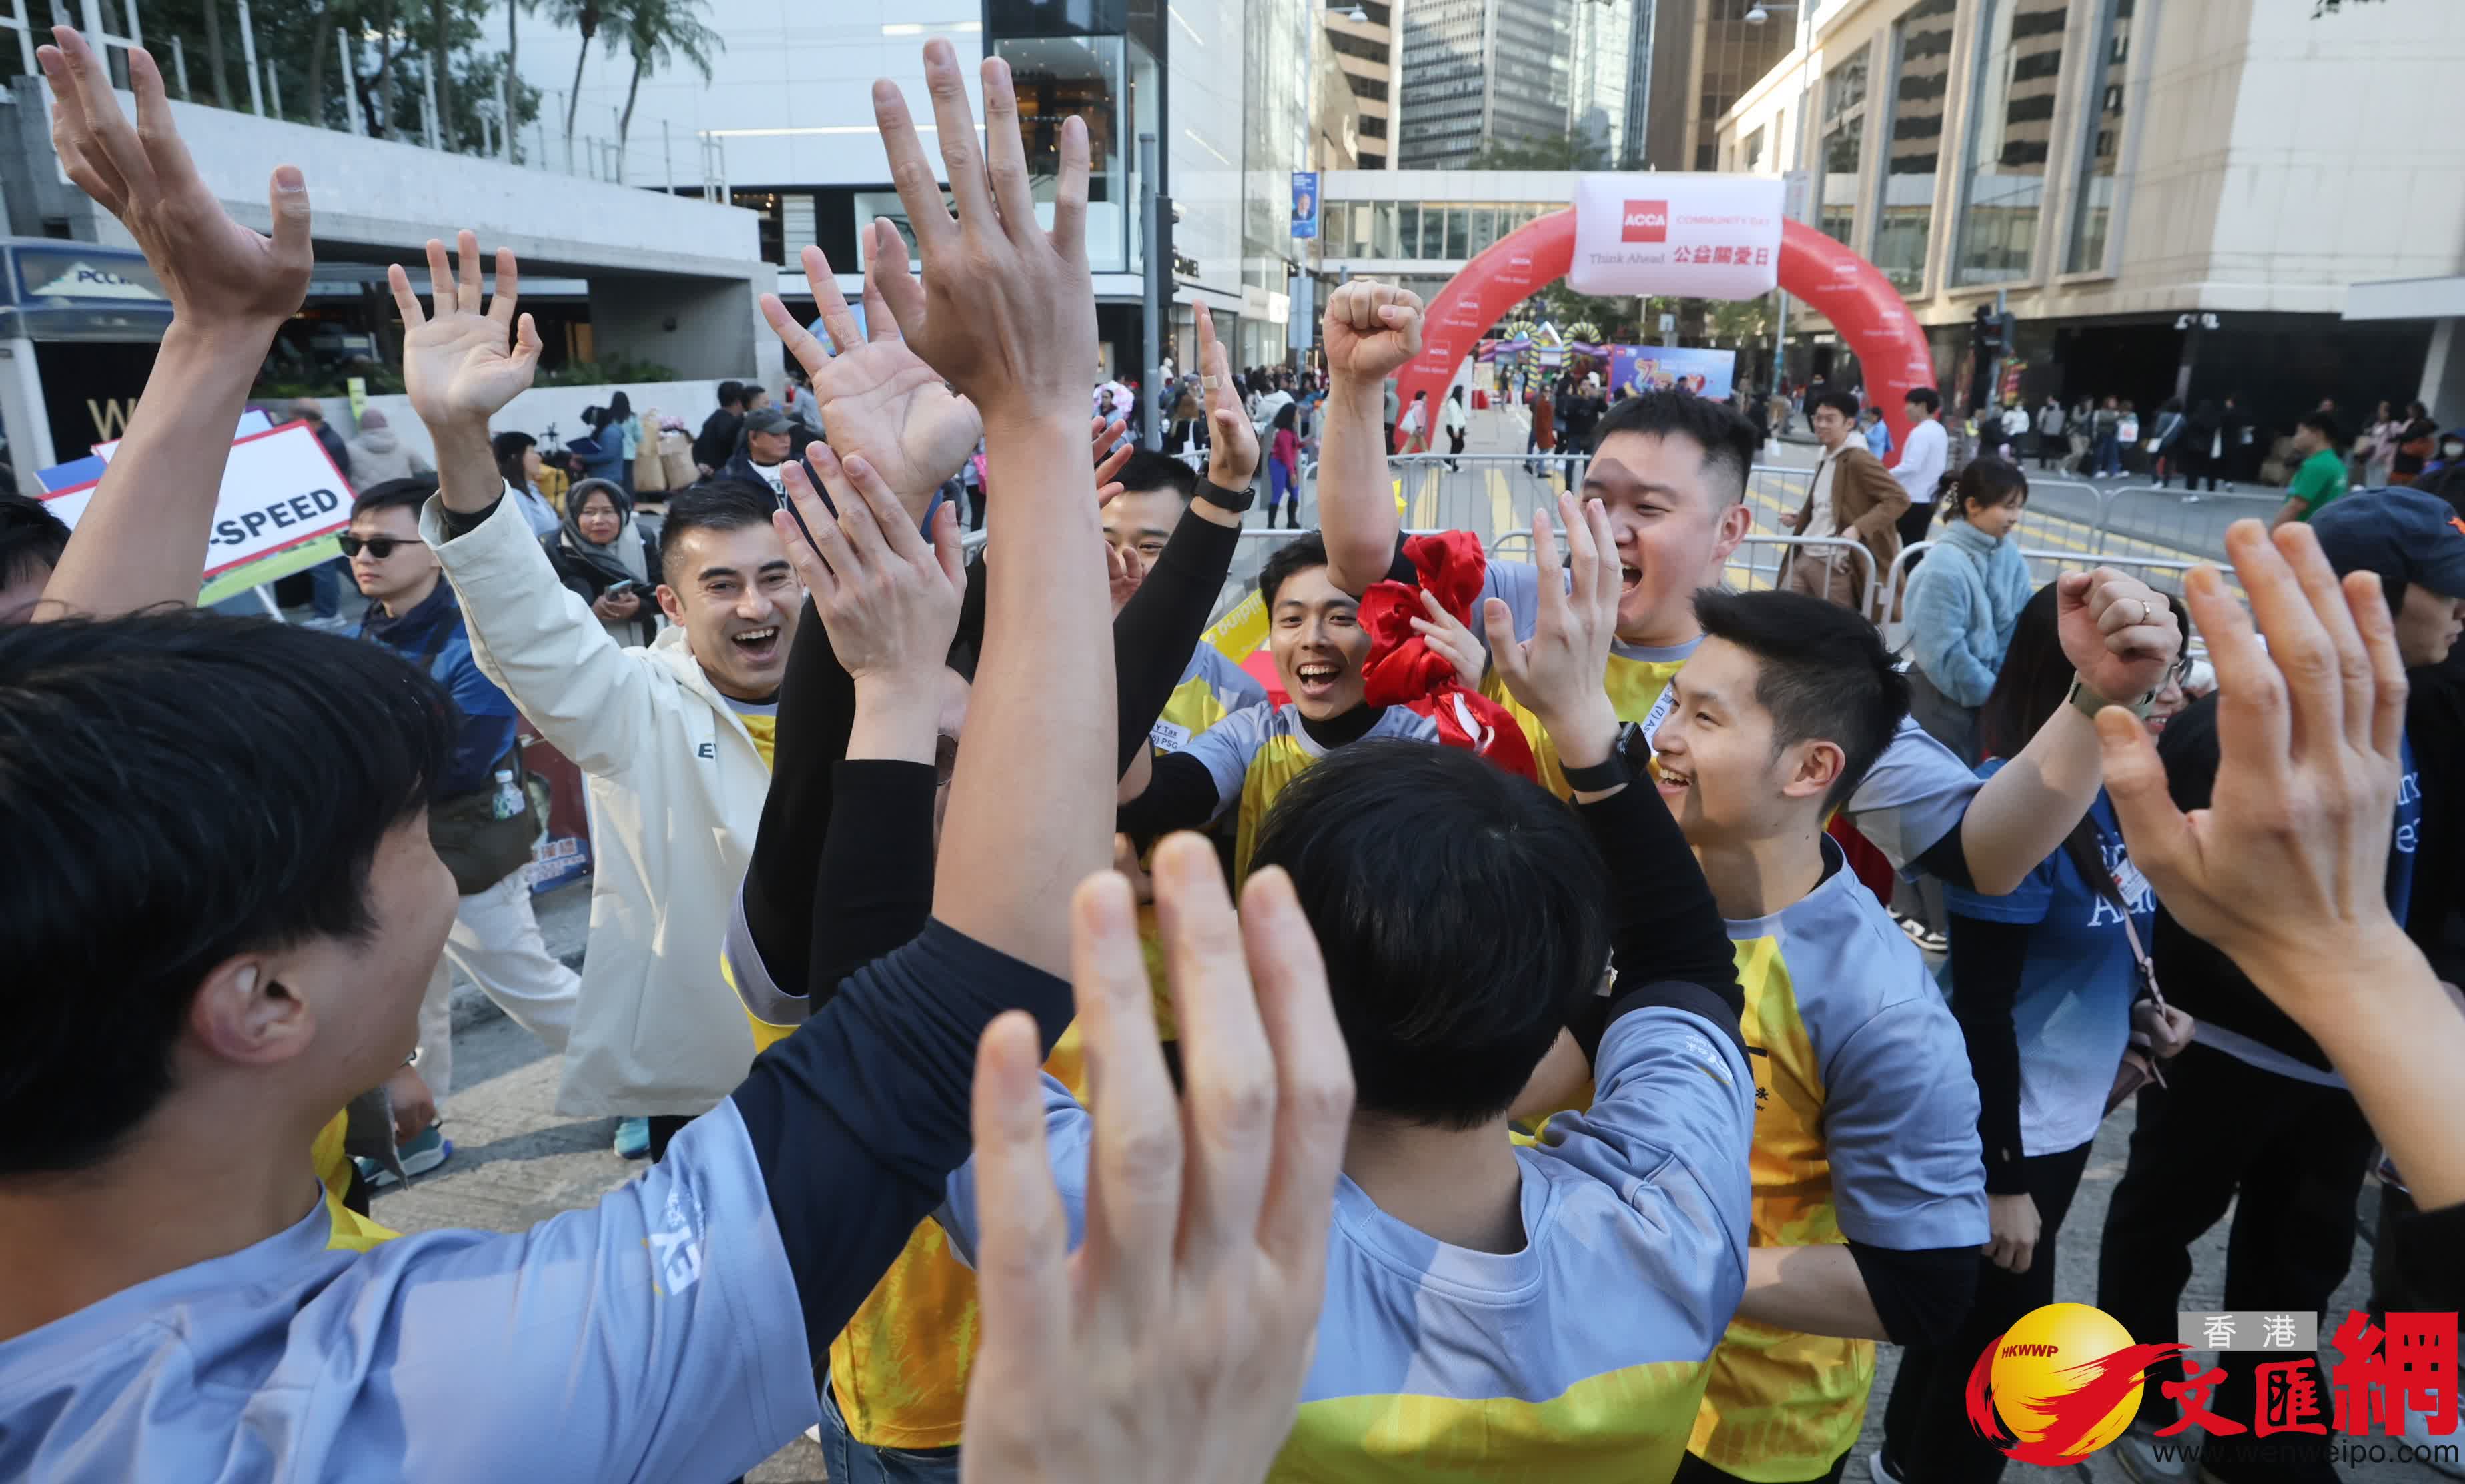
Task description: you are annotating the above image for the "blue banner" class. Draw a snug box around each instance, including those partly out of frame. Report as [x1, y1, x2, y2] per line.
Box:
[1608, 345, 1737, 402]
[1291, 172, 1320, 240]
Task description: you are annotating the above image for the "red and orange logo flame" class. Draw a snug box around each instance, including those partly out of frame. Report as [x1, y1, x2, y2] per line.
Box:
[1965, 1303, 2189, 1464]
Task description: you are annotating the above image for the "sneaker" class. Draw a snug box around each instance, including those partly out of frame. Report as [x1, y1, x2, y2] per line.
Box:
[356, 1125, 452, 1190]
[1861, 1449, 1908, 1484]
[614, 1115, 651, 1160]
[1892, 911, 1949, 954]
[2111, 1423, 2195, 1484]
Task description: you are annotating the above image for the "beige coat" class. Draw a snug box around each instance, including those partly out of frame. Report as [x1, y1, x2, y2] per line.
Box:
[421, 494, 765, 1117]
[1783, 442, 1910, 606]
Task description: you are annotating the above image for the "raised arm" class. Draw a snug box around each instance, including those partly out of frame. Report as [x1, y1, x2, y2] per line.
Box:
[1950, 567, 2183, 893]
[871, 40, 1113, 978]
[2102, 521, 2465, 1219]
[1315, 280, 1422, 596]
[31, 29, 311, 618]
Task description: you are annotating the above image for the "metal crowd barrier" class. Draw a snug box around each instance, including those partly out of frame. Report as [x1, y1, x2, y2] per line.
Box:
[1486, 527, 1875, 614]
[1876, 539, 2220, 650]
[2087, 486, 2280, 560]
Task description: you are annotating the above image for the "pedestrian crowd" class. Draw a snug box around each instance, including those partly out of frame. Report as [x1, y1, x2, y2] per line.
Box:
[1, 29, 2460, 1484]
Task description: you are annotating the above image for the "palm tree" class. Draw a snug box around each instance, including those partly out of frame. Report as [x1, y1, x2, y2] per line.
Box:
[615, 0, 720, 171]
[544, 0, 612, 146]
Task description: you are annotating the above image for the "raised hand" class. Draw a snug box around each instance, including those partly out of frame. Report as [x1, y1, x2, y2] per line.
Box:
[1484, 493, 1622, 771]
[761, 231, 986, 514]
[1092, 417, 1132, 505]
[1410, 588, 1486, 693]
[1322, 279, 1424, 385]
[392, 231, 542, 432]
[773, 441, 966, 688]
[959, 842, 1352, 1484]
[2097, 520, 2407, 1001]
[2057, 567, 2183, 706]
[1196, 303, 1260, 490]
[38, 27, 309, 337]
[869, 41, 1096, 430]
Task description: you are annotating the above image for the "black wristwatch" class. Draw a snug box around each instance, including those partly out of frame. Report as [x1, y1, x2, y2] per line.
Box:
[1560, 755, 1630, 793]
[1196, 477, 1257, 513]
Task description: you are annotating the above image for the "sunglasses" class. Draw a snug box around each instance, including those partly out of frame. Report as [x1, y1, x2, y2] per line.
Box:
[338, 535, 412, 559]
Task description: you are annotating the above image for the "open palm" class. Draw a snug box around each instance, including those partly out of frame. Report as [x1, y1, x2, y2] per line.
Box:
[764, 233, 984, 502]
[392, 231, 541, 428]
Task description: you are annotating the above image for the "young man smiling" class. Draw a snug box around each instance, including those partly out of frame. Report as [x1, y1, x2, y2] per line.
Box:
[404, 242, 805, 1157]
[1314, 282, 2185, 900]
[1636, 590, 1987, 1484]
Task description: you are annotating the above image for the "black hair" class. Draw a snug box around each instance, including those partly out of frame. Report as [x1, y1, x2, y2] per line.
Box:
[350, 474, 438, 522]
[2299, 410, 2343, 448]
[1809, 390, 1861, 424]
[1936, 456, 2030, 525]
[1905, 386, 1942, 414]
[716, 380, 745, 409]
[1692, 588, 1910, 812]
[1977, 584, 2190, 902]
[1248, 742, 1609, 1128]
[1115, 449, 1199, 501]
[1272, 402, 1299, 434]
[1259, 530, 1331, 608]
[0, 492, 71, 592]
[0, 612, 456, 1173]
[657, 478, 780, 574]
[1590, 388, 1759, 502]
[490, 430, 536, 488]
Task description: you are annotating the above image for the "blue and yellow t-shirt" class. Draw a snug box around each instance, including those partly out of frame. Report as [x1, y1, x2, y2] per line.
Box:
[1180, 701, 1444, 880]
[942, 1004, 1759, 1482]
[1688, 839, 1987, 1481]
[1150, 642, 1270, 755]
[312, 1109, 398, 1253]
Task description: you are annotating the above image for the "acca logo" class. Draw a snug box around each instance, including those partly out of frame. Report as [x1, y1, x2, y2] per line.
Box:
[1622, 201, 1668, 243]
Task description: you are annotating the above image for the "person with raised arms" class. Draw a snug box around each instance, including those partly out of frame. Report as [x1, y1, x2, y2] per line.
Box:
[0, 34, 1346, 1484]
[1310, 281, 2183, 900]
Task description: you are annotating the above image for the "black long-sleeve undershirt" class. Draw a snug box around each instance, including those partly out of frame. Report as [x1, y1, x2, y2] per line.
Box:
[1568, 776, 1745, 1058]
[1113, 507, 1245, 778]
[730, 921, 1073, 1355]
[1945, 912, 2031, 1195]
[1846, 1243, 1981, 1348]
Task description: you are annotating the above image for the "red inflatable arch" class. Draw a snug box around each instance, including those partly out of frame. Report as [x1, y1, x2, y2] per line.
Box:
[1392, 211, 1937, 464]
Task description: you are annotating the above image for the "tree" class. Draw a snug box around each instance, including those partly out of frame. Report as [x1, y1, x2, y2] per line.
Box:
[1466, 132, 1610, 172]
[504, 0, 530, 159]
[615, 0, 719, 168]
[543, 0, 612, 146]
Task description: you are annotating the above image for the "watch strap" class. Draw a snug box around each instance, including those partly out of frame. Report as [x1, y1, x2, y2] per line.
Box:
[2068, 673, 2157, 722]
[1560, 755, 1630, 793]
[1196, 477, 1256, 513]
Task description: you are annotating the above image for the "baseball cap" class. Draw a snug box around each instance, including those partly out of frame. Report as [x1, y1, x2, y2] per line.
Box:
[2308, 486, 2465, 600]
[743, 407, 792, 435]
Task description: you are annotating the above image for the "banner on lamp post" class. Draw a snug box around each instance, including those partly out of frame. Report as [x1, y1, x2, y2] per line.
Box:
[1566, 173, 1783, 301]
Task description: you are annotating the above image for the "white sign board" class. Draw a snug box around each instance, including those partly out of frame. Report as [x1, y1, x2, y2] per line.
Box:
[91, 408, 274, 464]
[45, 422, 352, 578]
[1566, 173, 1784, 301]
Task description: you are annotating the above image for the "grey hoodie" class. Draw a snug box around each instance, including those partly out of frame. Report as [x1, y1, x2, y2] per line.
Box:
[347, 426, 432, 487]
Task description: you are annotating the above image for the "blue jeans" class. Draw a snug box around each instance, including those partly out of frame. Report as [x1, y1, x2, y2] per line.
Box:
[2093, 431, 2122, 476]
[815, 1383, 961, 1484]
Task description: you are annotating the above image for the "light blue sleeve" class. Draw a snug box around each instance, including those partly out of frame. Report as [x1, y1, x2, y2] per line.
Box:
[1209, 649, 1270, 714]
[1177, 703, 1276, 817]
[1479, 557, 1542, 649]
[1536, 1006, 1755, 1271]
[1940, 759, 2055, 922]
[938, 1074, 1093, 1270]
[341, 1102, 818, 1482]
[1842, 716, 1984, 876]
[1819, 997, 1991, 1250]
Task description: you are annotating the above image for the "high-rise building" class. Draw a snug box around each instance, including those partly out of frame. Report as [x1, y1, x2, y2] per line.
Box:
[1396, 0, 1583, 169]
[1568, 0, 1636, 163]
[1318, 1, 1404, 169]
[1627, 0, 1795, 171]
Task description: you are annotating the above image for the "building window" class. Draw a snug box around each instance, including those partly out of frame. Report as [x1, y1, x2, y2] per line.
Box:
[1745, 125, 1766, 173]
[1818, 49, 1869, 249]
[1373, 201, 1398, 257]
[2064, 0, 2133, 273]
[1952, 0, 2069, 286]
[1873, 0, 1954, 292]
[1419, 205, 1446, 259]
[995, 35, 1133, 272]
[1470, 207, 1498, 255]
[1397, 202, 1420, 257]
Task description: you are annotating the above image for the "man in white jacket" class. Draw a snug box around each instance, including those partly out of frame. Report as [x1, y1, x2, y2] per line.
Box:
[400, 241, 803, 1156]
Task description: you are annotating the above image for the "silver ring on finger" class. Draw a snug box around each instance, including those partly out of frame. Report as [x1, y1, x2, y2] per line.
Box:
[2137, 598, 2150, 626]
